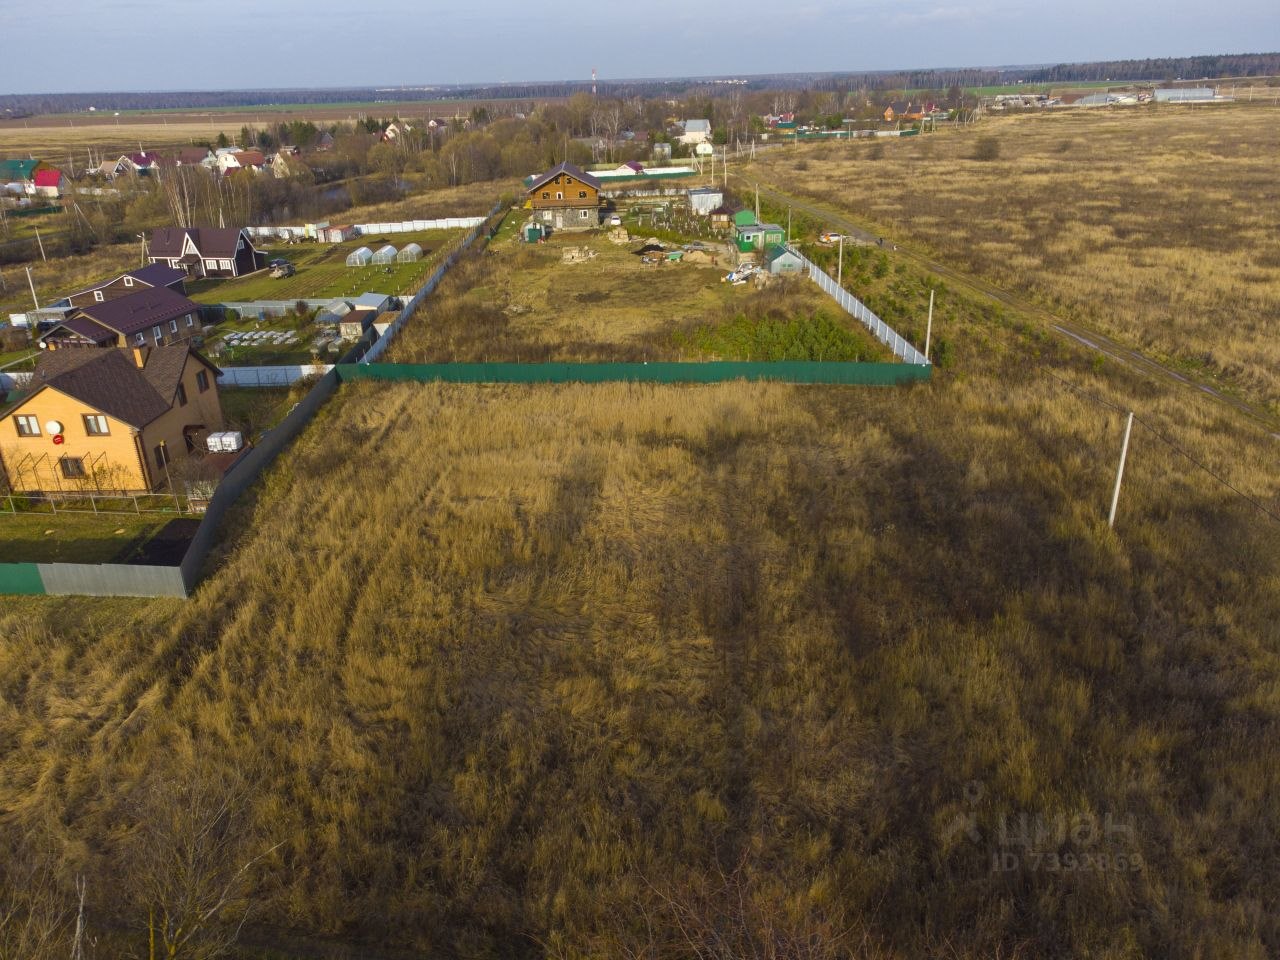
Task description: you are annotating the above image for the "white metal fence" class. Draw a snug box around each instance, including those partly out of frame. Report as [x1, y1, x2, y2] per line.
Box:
[359, 201, 506, 364]
[798, 250, 930, 365]
[246, 216, 486, 242]
[219, 364, 333, 387]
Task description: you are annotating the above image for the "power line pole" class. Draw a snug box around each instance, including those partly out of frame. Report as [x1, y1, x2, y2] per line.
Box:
[1108, 412, 1135, 528]
[837, 233, 843, 287]
[25, 265, 39, 310]
[33, 226, 46, 262]
[924, 289, 934, 361]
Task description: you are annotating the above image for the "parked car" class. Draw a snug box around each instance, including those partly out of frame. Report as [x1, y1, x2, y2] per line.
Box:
[270, 263, 296, 278]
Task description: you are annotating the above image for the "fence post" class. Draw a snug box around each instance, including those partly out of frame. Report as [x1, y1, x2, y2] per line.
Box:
[133, 495, 140, 515]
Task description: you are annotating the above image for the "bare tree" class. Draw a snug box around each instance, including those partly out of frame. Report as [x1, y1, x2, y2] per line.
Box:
[0, 826, 77, 960]
[122, 767, 279, 960]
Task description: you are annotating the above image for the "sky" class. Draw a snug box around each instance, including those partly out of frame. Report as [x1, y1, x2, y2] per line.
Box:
[1, 0, 1277, 93]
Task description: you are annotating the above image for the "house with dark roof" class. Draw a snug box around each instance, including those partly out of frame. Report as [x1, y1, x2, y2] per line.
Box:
[40, 286, 203, 350]
[53, 264, 188, 310]
[526, 161, 601, 231]
[1, 344, 224, 494]
[147, 227, 264, 278]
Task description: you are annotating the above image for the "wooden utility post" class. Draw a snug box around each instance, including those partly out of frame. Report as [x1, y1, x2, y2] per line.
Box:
[924, 289, 934, 362]
[1108, 412, 1135, 528]
[25, 265, 39, 310]
[33, 226, 46, 261]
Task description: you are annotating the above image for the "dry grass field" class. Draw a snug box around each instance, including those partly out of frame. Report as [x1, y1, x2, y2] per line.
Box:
[748, 104, 1280, 411]
[390, 230, 890, 363]
[1, 276, 1278, 955]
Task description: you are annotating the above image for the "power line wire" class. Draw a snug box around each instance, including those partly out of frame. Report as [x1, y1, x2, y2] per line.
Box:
[1041, 366, 1280, 525]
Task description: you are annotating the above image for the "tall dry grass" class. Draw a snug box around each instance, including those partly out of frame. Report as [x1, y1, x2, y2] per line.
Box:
[1, 299, 1278, 956]
[750, 104, 1280, 412]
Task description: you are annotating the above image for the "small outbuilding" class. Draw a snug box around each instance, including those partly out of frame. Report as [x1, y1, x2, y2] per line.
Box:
[371, 244, 398, 264]
[764, 244, 805, 275]
[345, 246, 373, 267]
[688, 187, 725, 216]
[523, 221, 548, 243]
[396, 242, 423, 262]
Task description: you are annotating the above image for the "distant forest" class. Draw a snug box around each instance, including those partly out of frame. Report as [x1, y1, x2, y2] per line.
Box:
[2, 53, 1278, 115]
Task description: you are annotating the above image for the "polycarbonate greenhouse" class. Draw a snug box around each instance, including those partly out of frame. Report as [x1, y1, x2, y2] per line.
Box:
[345, 246, 373, 267]
[396, 242, 423, 263]
[371, 244, 398, 264]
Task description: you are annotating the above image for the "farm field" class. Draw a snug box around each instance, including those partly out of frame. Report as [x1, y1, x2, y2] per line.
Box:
[747, 104, 1280, 411]
[389, 229, 891, 363]
[1, 311, 1278, 956]
[186, 228, 465, 304]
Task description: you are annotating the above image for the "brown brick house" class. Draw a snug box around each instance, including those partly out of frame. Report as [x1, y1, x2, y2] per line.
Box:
[2, 345, 224, 494]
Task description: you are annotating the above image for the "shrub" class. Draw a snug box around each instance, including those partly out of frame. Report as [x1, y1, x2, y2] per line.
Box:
[972, 137, 1001, 161]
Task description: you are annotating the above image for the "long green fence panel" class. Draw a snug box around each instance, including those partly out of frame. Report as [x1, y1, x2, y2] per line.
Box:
[0, 563, 45, 595]
[336, 361, 930, 386]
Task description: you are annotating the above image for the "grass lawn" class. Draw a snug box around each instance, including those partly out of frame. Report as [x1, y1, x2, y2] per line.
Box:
[219, 385, 306, 441]
[389, 229, 891, 363]
[0, 512, 169, 563]
[187, 229, 465, 304]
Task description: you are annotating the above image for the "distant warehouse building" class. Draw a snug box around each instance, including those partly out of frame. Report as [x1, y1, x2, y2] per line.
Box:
[1154, 88, 1218, 103]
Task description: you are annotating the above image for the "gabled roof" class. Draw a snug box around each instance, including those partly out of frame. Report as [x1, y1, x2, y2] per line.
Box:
[46, 315, 116, 345]
[127, 263, 187, 287]
[28, 345, 220, 429]
[683, 119, 711, 134]
[229, 150, 265, 166]
[150, 227, 252, 259]
[177, 147, 212, 164]
[526, 161, 601, 193]
[0, 158, 39, 181]
[70, 286, 200, 337]
[33, 169, 61, 187]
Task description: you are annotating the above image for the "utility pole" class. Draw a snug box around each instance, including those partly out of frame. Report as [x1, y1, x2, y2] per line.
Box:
[924, 289, 934, 361]
[787, 207, 791, 243]
[837, 234, 843, 287]
[1108, 412, 1135, 529]
[33, 227, 46, 262]
[25, 265, 39, 310]
[754, 183, 759, 221]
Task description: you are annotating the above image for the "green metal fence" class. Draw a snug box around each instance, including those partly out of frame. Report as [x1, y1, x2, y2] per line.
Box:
[336, 361, 930, 386]
[0, 563, 47, 595]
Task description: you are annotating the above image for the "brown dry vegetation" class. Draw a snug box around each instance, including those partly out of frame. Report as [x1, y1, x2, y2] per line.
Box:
[390, 231, 888, 363]
[2, 294, 1279, 955]
[749, 104, 1280, 411]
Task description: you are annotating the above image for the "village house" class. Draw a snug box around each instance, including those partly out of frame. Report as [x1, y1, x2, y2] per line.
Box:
[883, 101, 929, 122]
[687, 187, 725, 216]
[147, 227, 265, 279]
[271, 151, 310, 179]
[709, 206, 736, 233]
[52, 264, 188, 310]
[39, 286, 204, 350]
[764, 244, 804, 275]
[381, 122, 413, 142]
[1, 344, 224, 495]
[1, 158, 54, 195]
[526, 161, 602, 231]
[678, 119, 712, 145]
[217, 150, 266, 175]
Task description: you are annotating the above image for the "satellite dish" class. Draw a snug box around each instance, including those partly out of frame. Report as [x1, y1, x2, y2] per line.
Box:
[45, 420, 63, 435]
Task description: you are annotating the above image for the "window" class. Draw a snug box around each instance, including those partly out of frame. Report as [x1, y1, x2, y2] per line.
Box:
[580, 210, 590, 220]
[93, 290, 104, 302]
[186, 314, 195, 327]
[83, 414, 109, 436]
[14, 415, 39, 437]
[556, 192, 563, 200]
[59, 457, 86, 479]
[196, 370, 210, 393]
[154, 444, 169, 470]
[220, 259, 232, 270]
[565, 177, 574, 185]
[578, 191, 587, 199]
[135, 332, 146, 345]
[152, 326, 163, 343]
[123, 276, 134, 287]
[542, 192, 549, 200]
[169, 319, 178, 333]
[176, 384, 187, 407]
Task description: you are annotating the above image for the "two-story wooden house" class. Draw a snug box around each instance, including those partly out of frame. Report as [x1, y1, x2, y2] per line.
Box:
[147, 227, 265, 279]
[1, 345, 224, 495]
[52, 264, 188, 311]
[39, 287, 204, 350]
[526, 162, 602, 231]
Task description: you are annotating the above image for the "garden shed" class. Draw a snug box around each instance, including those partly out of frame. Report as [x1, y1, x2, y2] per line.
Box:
[371, 244, 398, 264]
[395, 243, 423, 263]
[345, 246, 373, 267]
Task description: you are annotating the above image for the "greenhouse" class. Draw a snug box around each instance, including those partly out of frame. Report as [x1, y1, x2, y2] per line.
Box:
[371, 244, 398, 264]
[396, 242, 423, 263]
[345, 246, 373, 267]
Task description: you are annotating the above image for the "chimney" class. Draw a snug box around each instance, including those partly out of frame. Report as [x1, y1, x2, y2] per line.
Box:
[131, 345, 150, 368]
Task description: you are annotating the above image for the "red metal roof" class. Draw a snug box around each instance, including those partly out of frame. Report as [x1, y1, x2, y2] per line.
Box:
[33, 169, 62, 187]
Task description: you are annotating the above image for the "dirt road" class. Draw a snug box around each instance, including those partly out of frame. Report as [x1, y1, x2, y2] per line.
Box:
[742, 176, 1280, 438]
